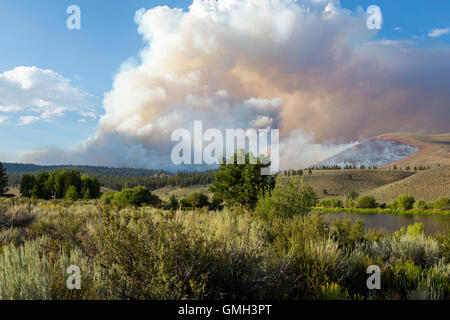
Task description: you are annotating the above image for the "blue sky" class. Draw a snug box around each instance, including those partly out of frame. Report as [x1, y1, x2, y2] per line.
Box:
[0, 0, 190, 158]
[0, 0, 449, 165]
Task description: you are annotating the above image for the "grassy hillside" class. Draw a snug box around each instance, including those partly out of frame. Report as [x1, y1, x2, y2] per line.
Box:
[153, 169, 419, 202]
[154, 166, 449, 204]
[153, 185, 212, 201]
[379, 132, 450, 168]
[369, 165, 450, 202]
[298, 169, 414, 199]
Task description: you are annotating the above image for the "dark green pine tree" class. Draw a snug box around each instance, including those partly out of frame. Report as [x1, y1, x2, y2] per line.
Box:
[0, 162, 9, 196]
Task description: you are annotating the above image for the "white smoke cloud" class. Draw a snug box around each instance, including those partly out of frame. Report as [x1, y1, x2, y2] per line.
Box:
[279, 128, 357, 169]
[22, 0, 450, 171]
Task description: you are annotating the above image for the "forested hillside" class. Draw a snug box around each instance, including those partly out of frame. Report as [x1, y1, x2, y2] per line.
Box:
[4, 163, 216, 191]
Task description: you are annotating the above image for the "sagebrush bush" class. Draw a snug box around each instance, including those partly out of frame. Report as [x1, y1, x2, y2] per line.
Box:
[0, 237, 52, 300]
[94, 208, 283, 299]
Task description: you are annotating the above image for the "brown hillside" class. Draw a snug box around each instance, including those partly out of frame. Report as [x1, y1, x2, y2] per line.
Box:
[300, 169, 414, 199]
[369, 165, 450, 202]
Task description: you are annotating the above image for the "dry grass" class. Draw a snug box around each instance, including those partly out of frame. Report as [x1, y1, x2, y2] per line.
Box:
[299, 169, 413, 199]
[153, 185, 212, 201]
[369, 165, 450, 202]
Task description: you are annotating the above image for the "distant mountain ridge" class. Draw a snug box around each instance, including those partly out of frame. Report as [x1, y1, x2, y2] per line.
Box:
[2, 163, 169, 176]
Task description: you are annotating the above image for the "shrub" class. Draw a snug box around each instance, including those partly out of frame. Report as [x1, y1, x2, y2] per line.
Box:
[388, 199, 399, 210]
[388, 223, 441, 267]
[113, 187, 160, 208]
[210, 194, 223, 210]
[433, 197, 450, 210]
[355, 195, 377, 209]
[347, 191, 359, 201]
[317, 282, 350, 300]
[255, 177, 318, 219]
[320, 198, 343, 208]
[396, 194, 415, 210]
[415, 200, 428, 211]
[330, 218, 365, 249]
[113, 188, 134, 208]
[132, 186, 160, 207]
[95, 209, 277, 300]
[0, 238, 52, 299]
[102, 192, 115, 205]
[185, 192, 209, 208]
[169, 195, 178, 209]
[345, 191, 359, 208]
[65, 186, 79, 201]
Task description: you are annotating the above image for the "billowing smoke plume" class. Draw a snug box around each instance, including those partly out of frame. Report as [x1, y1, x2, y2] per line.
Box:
[23, 0, 450, 170]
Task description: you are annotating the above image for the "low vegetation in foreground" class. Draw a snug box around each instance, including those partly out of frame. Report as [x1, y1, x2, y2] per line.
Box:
[0, 197, 448, 300]
[0, 158, 449, 300]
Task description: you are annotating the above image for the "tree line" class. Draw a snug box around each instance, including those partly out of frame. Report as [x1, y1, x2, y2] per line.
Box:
[96, 171, 216, 190]
[20, 169, 101, 200]
[8, 169, 216, 191]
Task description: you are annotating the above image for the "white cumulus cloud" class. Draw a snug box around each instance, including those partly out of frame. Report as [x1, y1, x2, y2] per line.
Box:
[18, 115, 40, 126]
[0, 66, 97, 124]
[428, 27, 450, 38]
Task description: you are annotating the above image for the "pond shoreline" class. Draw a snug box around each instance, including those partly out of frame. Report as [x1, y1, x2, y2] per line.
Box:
[319, 211, 450, 235]
[313, 207, 450, 216]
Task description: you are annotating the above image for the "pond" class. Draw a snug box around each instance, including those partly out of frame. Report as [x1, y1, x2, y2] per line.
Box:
[323, 212, 450, 235]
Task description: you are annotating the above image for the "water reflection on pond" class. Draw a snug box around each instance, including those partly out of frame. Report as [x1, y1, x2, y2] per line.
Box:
[323, 212, 450, 235]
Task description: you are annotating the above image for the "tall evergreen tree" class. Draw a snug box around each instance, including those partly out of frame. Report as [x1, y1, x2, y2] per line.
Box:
[0, 162, 8, 195]
[20, 173, 36, 198]
[210, 152, 275, 209]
